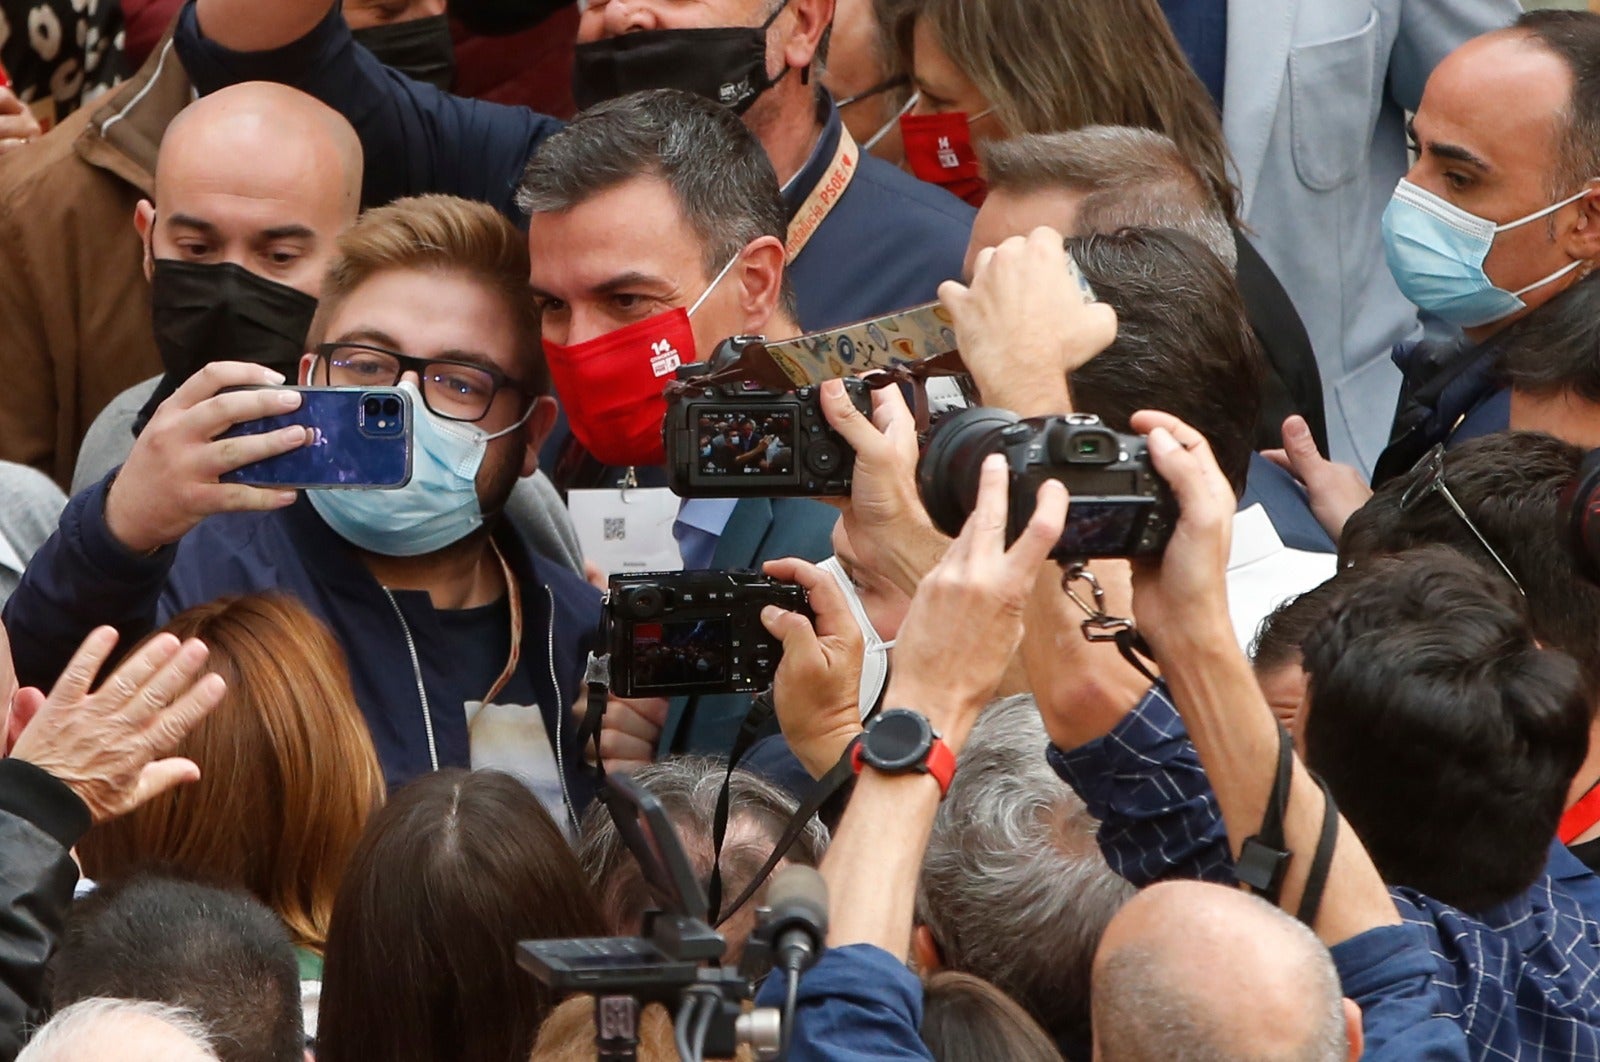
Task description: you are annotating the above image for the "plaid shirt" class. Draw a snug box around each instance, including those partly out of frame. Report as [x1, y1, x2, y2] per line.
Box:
[1047, 685, 1600, 1061]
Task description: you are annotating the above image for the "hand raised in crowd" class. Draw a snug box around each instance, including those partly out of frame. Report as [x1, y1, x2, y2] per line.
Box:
[0, 86, 43, 156]
[883, 454, 1067, 752]
[1126, 409, 1237, 656]
[938, 226, 1119, 418]
[760, 556, 866, 780]
[9, 627, 225, 824]
[1261, 414, 1373, 543]
[578, 693, 671, 776]
[104, 362, 314, 554]
[819, 379, 949, 598]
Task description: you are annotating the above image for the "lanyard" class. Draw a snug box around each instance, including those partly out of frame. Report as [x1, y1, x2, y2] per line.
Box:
[1561, 779, 1600, 845]
[785, 126, 859, 264]
[483, 539, 523, 705]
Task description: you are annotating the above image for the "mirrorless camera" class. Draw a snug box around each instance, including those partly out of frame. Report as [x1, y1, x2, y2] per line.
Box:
[917, 409, 1176, 560]
[604, 570, 811, 699]
[664, 375, 873, 498]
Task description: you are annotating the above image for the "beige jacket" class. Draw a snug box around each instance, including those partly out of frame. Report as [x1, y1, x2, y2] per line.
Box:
[0, 35, 190, 487]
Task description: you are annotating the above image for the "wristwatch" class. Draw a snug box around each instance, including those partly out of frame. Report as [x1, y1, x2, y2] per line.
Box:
[850, 709, 957, 798]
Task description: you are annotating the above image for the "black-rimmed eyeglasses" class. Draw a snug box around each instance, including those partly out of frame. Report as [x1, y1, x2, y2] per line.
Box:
[1400, 444, 1526, 597]
[313, 342, 527, 423]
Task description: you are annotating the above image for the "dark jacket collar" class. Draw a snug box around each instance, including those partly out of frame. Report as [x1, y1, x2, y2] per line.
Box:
[780, 93, 843, 221]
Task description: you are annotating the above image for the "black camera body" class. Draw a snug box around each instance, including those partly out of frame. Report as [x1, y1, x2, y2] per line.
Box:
[918, 409, 1177, 560]
[604, 570, 810, 699]
[664, 376, 873, 498]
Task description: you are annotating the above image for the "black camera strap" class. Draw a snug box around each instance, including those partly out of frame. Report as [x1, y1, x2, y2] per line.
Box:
[1057, 565, 1339, 925]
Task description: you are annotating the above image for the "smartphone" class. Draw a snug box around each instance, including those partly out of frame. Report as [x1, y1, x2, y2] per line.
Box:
[219, 387, 413, 489]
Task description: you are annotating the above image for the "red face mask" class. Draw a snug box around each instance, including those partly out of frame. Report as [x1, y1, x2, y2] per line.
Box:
[900, 109, 990, 207]
[542, 255, 738, 468]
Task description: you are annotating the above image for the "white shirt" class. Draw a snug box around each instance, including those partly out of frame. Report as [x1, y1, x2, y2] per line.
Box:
[1226, 503, 1337, 653]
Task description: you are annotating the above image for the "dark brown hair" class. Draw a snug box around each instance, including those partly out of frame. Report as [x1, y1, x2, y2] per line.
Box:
[315, 768, 605, 1062]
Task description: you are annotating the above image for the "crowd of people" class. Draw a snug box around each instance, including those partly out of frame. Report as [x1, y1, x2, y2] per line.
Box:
[3, 0, 1600, 1058]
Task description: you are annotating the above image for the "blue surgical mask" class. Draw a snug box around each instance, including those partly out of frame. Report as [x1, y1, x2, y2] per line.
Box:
[309, 381, 533, 557]
[1382, 178, 1591, 328]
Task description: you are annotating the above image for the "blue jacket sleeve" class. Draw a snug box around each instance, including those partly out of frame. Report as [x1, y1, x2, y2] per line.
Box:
[1, 477, 176, 689]
[1046, 683, 1235, 888]
[754, 945, 933, 1062]
[1331, 924, 1467, 1061]
[172, 0, 562, 216]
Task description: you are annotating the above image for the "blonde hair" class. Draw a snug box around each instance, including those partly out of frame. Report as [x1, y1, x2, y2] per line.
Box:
[309, 194, 547, 392]
[77, 594, 385, 955]
[901, 0, 1240, 223]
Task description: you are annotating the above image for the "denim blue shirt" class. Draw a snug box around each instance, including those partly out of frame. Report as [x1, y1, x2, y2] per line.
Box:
[1049, 685, 1600, 1059]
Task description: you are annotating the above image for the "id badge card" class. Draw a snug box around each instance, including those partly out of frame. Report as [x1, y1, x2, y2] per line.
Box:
[568, 486, 683, 574]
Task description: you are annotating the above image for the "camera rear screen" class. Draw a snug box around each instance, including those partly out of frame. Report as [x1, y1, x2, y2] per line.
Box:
[630, 618, 731, 690]
[1058, 500, 1146, 555]
[695, 409, 797, 481]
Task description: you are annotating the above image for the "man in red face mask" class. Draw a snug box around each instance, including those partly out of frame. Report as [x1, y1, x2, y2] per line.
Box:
[520, 89, 841, 755]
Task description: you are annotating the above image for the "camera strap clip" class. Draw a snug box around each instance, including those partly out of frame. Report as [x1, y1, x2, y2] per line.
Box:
[1061, 563, 1160, 685]
[1061, 563, 1133, 643]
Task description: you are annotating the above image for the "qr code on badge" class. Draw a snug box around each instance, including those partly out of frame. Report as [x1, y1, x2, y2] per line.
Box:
[603, 517, 626, 541]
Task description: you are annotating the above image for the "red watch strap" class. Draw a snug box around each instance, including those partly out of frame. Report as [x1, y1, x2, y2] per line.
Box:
[924, 736, 956, 798]
[850, 728, 957, 799]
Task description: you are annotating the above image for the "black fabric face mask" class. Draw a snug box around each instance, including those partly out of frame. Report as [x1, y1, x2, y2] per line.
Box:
[351, 14, 456, 92]
[137, 259, 319, 434]
[571, 0, 791, 114]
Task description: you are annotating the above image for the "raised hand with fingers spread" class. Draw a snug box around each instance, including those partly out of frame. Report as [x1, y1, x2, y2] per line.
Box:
[9, 627, 225, 824]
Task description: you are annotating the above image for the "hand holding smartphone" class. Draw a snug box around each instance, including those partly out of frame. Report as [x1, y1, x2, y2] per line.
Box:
[218, 387, 414, 489]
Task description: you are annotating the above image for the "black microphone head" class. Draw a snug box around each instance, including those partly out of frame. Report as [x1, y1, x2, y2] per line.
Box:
[766, 865, 829, 934]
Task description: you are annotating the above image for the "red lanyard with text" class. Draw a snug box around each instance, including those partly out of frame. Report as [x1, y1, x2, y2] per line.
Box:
[785, 126, 859, 264]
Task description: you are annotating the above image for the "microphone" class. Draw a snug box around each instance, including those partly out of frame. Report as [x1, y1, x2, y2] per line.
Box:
[762, 865, 830, 976]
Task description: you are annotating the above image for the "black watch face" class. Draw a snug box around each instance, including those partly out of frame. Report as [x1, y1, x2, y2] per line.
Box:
[866, 710, 932, 770]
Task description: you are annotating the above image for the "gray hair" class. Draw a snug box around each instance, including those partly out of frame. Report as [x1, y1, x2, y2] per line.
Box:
[579, 757, 830, 935]
[982, 126, 1239, 272]
[915, 695, 1133, 1048]
[516, 88, 796, 314]
[21, 999, 218, 1061]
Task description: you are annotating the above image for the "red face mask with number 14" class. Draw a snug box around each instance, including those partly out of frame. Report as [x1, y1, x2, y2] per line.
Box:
[900, 108, 992, 207]
[542, 254, 740, 468]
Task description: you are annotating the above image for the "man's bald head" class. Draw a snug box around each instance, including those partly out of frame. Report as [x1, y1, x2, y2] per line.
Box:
[1091, 881, 1351, 1062]
[136, 82, 363, 299]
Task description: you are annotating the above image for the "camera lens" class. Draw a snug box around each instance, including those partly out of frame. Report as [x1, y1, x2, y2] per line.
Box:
[364, 397, 381, 416]
[383, 397, 401, 416]
[620, 586, 666, 620]
[916, 408, 1021, 539]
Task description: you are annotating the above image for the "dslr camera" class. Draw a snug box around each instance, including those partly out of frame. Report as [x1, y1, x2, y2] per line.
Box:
[664, 372, 873, 498]
[604, 570, 810, 699]
[917, 409, 1176, 560]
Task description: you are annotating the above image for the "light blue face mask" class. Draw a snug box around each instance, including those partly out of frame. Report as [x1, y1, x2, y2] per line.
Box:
[1382, 178, 1591, 328]
[309, 380, 533, 557]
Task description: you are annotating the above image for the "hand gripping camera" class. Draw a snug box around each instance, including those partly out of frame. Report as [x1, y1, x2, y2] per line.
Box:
[917, 409, 1177, 560]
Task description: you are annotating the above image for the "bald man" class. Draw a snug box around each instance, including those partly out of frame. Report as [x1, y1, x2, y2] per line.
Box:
[71, 81, 363, 489]
[1092, 882, 1359, 1062]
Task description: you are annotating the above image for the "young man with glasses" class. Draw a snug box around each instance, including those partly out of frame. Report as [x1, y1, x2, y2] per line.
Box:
[4, 195, 605, 826]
